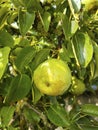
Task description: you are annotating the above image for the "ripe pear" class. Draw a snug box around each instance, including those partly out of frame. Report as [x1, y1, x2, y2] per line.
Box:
[33, 59, 71, 96]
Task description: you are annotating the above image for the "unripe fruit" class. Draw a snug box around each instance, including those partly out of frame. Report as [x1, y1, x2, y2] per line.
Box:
[71, 76, 86, 95]
[33, 59, 71, 96]
[81, 0, 98, 11]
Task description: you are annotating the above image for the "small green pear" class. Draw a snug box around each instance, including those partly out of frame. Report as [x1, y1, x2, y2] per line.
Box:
[71, 76, 86, 95]
[81, 0, 98, 11]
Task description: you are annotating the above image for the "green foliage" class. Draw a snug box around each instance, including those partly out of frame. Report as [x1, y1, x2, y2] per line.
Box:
[47, 104, 70, 127]
[0, 47, 10, 79]
[0, 0, 98, 129]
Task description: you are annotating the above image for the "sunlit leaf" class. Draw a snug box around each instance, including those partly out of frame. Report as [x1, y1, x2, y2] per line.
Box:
[40, 11, 51, 32]
[62, 15, 78, 40]
[31, 48, 50, 72]
[72, 32, 93, 67]
[19, 9, 35, 35]
[0, 6, 9, 29]
[0, 106, 15, 126]
[0, 47, 10, 79]
[71, 0, 81, 12]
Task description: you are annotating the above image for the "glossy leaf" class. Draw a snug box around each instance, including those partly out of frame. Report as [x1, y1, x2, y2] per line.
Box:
[47, 104, 70, 127]
[71, 0, 81, 12]
[0, 47, 10, 79]
[0, 29, 14, 47]
[62, 15, 78, 40]
[31, 48, 50, 72]
[0, 106, 15, 126]
[15, 46, 36, 72]
[19, 9, 35, 35]
[81, 104, 98, 116]
[72, 32, 93, 67]
[5, 74, 32, 103]
[40, 11, 51, 32]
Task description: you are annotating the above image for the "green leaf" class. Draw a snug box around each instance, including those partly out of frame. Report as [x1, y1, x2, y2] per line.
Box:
[40, 11, 51, 32]
[31, 48, 50, 72]
[70, 20, 79, 35]
[0, 106, 15, 126]
[58, 44, 71, 62]
[71, 0, 81, 13]
[0, 6, 9, 29]
[32, 84, 42, 104]
[0, 30, 14, 47]
[7, 126, 20, 130]
[47, 104, 70, 127]
[15, 46, 36, 72]
[23, 106, 40, 124]
[80, 125, 98, 130]
[11, 0, 23, 7]
[26, 0, 42, 12]
[93, 43, 98, 78]
[0, 47, 10, 79]
[62, 15, 71, 40]
[72, 32, 93, 67]
[5, 74, 32, 103]
[19, 9, 35, 35]
[81, 104, 98, 116]
[62, 15, 78, 40]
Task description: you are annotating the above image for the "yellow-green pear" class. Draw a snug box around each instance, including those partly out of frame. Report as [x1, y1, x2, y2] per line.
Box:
[33, 59, 71, 96]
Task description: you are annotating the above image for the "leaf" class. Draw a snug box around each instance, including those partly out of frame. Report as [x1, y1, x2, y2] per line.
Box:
[62, 15, 71, 40]
[32, 84, 42, 104]
[0, 106, 15, 126]
[62, 15, 78, 40]
[70, 20, 78, 35]
[5, 74, 32, 103]
[0, 6, 9, 29]
[72, 32, 93, 67]
[19, 9, 35, 35]
[15, 46, 36, 72]
[80, 125, 98, 130]
[58, 44, 71, 62]
[23, 106, 40, 124]
[7, 126, 20, 130]
[11, 0, 23, 7]
[71, 0, 81, 13]
[47, 104, 70, 127]
[31, 48, 50, 72]
[26, 0, 42, 12]
[0, 47, 10, 79]
[93, 43, 98, 78]
[40, 11, 51, 32]
[81, 104, 98, 116]
[0, 29, 14, 47]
